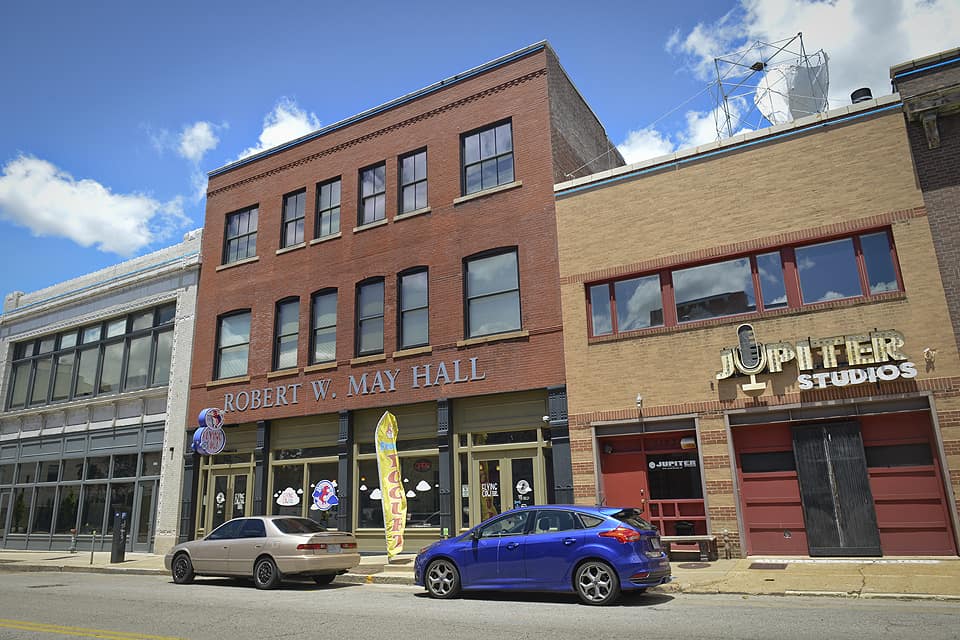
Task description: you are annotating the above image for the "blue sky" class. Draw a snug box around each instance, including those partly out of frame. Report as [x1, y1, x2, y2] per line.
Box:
[0, 0, 957, 301]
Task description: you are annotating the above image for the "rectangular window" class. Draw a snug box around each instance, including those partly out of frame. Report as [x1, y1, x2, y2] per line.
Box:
[274, 299, 300, 370]
[399, 150, 427, 213]
[281, 190, 306, 248]
[356, 280, 385, 356]
[462, 121, 514, 195]
[587, 229, 903, 337]
[8, 361, 31, 409]
[74, 346, 97, 397]
[52, 352, 75, 401]
[216, 311, 251, 379]
[124, 335, 151, 390]
[465, 250, 521, 338]
[31, 357, 53, 405]
[315, 178, 341, 238]
[99, 342, 124, 394]
[310, 291, 337, 364]
[359, 164, 386, 225]
[223, 206, 259, 264]
[674, 257, 755, 323]
[399, 269, 429, 348]
[79, 484, 106, 534]
[152, 329, 173, 386]
[30, 486, 56, 534]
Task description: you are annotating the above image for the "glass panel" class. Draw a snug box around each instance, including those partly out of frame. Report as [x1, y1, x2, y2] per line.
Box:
[401, 271, 427, 310]
[211, 475, 228, 529]
[106, 483, 135, 534]
[860, 232, 898, 294]
[313, 326, 336, 363]
[463, 133, 480, 164]
[415, 151, 426, 180]
[220, 313, 250, 348]
[59, 331, 78, 349]
[465, 163, 481, 195]
[0, 493, 6, 540]
[674, 257, 755, 322]
[404, 456, 439, 528]
[74, 346, 98, 397]
[38, 337, 56, 354]
[756, 251, 787, 309]
[646, 453, 703, 499]
[796, 238, 861, 303]
[276, 446, 340, 460]
[8, 361, 31, 408]
[544, 448, 555, 504]
[477, 459, 503, 522]
[86, 456, 110, 480]
[276, 336, 297, 369]
[358, 459, 383, 528]
[415, 181, 427, 209]
[99, 342, 124, 393]
[140, 452, 161, 476]
[82, 325, 101, 343]
[740, 451, 797, 473]
[31, 486, 56, 534]
[402, 185, 416, 213]
[472, 430, 538, 445]
[495, 123, 513, 154]
[481, 158, 497, 190]
[307, 462, 339, 528]
[615, 275, 663, 330]
[131, 311, 153, 332]
[460, 453, 470, 529]
[52, 352, 75, 400]
[277, 300, 299, 336]
[17, 462, 36, 484]
[79, 484, 106, 534]
[467, 252, 518, 297]
[232, 476, 247, 520]
[137, 482, 154, 543]
[468, 292, 520, 337]
[497, 155, 514, 184]
[272, 464, 303, 516]
[511, 458, 535, 509]
[106, 318, 126, 338]
[11, 488, 33, 533]
[865, 444, 932, 468]
[62, 459, 84, 482]
[55, 485, 81, 534]
[479, 127, 496, 159]
[0, 464, 13, 484]
[156, 304, 176, 325]
[359, 317, 384, 354]
[401, 309, 429, 348]
[124, 335, 151, 389]
[589, 284, 612, 335]
[31, 357, 53, 404]
[401, 154, 415, 184]
[38, 460, 59, 483]
[152, 329, 173, 386]
[218, 345, 248, 379]
[113, 455, 138, 478]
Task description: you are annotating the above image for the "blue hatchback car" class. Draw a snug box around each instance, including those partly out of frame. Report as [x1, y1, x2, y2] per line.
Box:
[414, 505, 671, 605]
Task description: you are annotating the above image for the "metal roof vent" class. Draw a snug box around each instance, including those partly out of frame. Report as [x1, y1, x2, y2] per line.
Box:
[851, 87, 873, 104]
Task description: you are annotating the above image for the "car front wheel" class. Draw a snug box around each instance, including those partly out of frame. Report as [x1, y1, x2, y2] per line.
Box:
[253, 557, 281, 590]
[574, 560, 621, 605]
[171, 553, 195, 585]
[424, 558, 461, 599]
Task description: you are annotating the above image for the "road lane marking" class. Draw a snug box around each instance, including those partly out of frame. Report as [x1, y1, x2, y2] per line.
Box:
[0, 619, 185, 640]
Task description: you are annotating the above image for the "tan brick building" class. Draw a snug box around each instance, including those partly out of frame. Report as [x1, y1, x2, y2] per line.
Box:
[555, 88, 959, 557]
[181, 43, 623, 550]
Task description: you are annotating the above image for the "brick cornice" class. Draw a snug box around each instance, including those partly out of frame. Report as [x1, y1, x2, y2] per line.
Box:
[208, 69, 548, 198]
[560, 206, 927, 286]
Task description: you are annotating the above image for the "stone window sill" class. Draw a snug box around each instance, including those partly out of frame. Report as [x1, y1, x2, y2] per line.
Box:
[206, 376, 251, 388]
[304, 362, 337, 373]
[275, 243, 306, 256]
[216, 256, 259, 272]
[310, 232, 342, 246]
[394, 207, 431, 222]
[266, 368, 300, 380]
[453, 181, 522, 206]
[353, 218, 389, 234]
[392, 345, 433, 359]
[350, 353, 387, 366]
[456, 330, 529, 348]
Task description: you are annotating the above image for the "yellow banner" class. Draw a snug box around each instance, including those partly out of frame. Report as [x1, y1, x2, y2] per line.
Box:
[375, 410, 407, 559]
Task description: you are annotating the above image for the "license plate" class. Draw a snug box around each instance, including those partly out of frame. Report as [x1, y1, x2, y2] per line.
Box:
[649, 537, 662, 551]
[326, 544, 341, 554]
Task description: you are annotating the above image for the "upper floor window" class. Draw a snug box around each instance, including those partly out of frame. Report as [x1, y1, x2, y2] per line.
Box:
[359, 163, 386, 226]
[399, 150, 427, 213]
[588, 229, 903, 337]
[399, 268, 429, 349]
[281, 190, 306, 248]
[310, 290, 337, 364]
[315, 178, 341, 239]
[216, 311, 251, 380]
[465, 249, 521, 338]
[223, 206, 258, 264]
[462, 121, 514, 196]
[5, 304, 176, 410]
[356, 279, 385, 356]
[273, 298, 300, 370]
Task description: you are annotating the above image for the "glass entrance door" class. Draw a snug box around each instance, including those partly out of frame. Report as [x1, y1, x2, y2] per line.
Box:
[471, 452, 542, 524]
[206, 472, 250, 533]
[131, 480, 157, 552]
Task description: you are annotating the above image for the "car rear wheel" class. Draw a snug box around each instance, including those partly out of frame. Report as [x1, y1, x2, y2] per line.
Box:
[424, 558, 461, 599]
[253, 557, 281, 590]
[171, 553, 195, 585]
[574, 560, 620, 605]
[312, 574, 336, 586]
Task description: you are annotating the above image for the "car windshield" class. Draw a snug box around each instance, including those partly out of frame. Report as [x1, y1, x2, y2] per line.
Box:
[272, 518, 327, 534]
[611, 509, 656, 531]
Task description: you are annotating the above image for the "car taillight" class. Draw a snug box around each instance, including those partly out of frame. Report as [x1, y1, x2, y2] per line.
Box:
[599, 526, 642, 544]
[341, 542, 357, 549]
[298, 543, 327, 550]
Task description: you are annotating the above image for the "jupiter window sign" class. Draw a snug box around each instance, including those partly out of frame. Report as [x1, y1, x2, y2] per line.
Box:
[716, 324, 917, 396]
[220, 357, 486, 413]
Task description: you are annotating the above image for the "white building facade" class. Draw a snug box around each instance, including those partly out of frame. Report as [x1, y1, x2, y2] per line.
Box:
[0, 231, 200, 554]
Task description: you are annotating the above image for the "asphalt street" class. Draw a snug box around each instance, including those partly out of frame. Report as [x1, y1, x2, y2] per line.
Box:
[0, 571, 957, 640]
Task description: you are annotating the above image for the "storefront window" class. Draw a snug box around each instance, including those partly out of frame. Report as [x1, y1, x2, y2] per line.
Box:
[62, 459, 84, 481]
[0, 464, 13, 485]
[11, 488, 32, 533]
[471, 430, 538, 446]
[86, 457, 109, 480]
[31, 486, 56, 534]
[113, 455, 138, 478]
[17, 462, 36, 484]
[79, 485, 106, 534]
[646, 453, 703, 500]
[357, 457, 439, 528]
[55, 486, 81, 534]
[459, 453, 470, 529]
[140, 452, 161, 476]
[271, 465, 304, 516]
[307, 462, 339, 528]
[107, 483, 135, 533]
[38, 460, 60, 483]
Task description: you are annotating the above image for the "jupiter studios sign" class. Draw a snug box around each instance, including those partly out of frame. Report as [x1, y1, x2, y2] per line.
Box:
[221, 357, 487, 413]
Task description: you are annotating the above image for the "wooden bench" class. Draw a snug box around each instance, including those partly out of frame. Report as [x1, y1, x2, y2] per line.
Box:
[660, 535, 718, 562]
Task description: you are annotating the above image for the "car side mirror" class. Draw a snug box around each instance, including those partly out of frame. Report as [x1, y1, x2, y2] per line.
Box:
[470, 529, 481, 541]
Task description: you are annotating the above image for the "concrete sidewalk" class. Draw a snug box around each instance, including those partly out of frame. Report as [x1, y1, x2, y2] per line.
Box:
[1, 549, 958, 601]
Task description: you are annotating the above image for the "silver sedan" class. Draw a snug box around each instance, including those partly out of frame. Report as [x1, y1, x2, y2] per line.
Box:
[164, 516, 361, 589]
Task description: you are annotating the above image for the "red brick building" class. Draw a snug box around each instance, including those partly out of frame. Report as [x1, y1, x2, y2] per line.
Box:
[181, 43, 623, 550]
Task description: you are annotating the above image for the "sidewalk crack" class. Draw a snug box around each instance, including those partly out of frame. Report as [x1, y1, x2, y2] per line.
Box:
[856, 565, 866, 597]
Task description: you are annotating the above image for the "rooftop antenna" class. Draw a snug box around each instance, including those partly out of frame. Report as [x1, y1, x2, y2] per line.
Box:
[711, 33, 829, 139]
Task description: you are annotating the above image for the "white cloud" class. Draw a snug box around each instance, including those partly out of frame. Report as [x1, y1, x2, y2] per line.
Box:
[178, 121, 220, 164]
[236, 98, 321, 160]
[0, 155, 188, 256]
[623, 0, 959, 163]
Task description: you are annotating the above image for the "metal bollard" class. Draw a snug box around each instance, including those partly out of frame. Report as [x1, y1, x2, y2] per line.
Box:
[89, 530, 97, 565]
[722, 529, 732, 559]
[69, 528, 78, 554]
